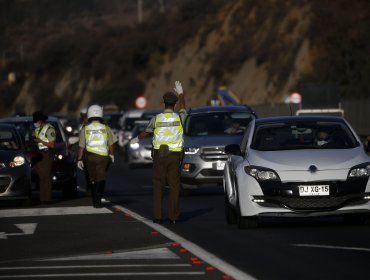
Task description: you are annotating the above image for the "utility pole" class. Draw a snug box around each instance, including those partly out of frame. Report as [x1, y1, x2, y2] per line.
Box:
[137, 0, 143, 23]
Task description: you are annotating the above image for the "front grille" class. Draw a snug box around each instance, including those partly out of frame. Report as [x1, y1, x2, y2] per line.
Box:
[0, 177, 11, 193]
[200, 169, 224, 177]
[261, 194, 365, 211]
[200, 147, 227, 161]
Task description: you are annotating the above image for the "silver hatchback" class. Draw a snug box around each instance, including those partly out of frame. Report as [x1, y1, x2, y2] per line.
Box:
[180, 105, 257, 189]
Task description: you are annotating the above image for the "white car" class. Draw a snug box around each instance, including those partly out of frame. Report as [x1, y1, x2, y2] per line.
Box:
[224, 116, 370, 228]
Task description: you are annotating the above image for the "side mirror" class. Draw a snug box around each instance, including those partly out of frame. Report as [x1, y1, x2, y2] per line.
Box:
[68, 136, 79, 145]
[225, 144, 244, 156]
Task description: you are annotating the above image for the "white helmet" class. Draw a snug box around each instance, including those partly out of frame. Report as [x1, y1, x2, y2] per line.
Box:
[87, 104, 103, 119]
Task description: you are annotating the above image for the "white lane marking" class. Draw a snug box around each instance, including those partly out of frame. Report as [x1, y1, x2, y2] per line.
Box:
[0, 223, 37, 239]
[45, 248, 179, 260]
[0, 264, 191, 270]
[0, 207, 112, 218]
[292, 244, 370, 252]
[113, 204, 256, 280]
[0, 272, 205, 278]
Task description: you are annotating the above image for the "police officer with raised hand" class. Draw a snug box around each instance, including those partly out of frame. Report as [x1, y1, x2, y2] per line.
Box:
[77, 105, 117, 208]
[131, 81, 186, 224]
[32, 111, 56, 204]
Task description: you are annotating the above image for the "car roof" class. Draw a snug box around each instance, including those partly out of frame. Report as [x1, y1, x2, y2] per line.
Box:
[123, 110, 144, 118]
[0, 116, 60, 123]
[188, 105, 257, 115]
[255, 115, 346, 124]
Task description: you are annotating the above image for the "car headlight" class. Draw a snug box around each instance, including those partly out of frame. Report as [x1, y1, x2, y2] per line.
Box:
[244, 166, 280, 181]
[130, 143, 140, 149]
[348, 163, 370, 178]
[9, 156, 25, 167]
[184, 147, 199, 155]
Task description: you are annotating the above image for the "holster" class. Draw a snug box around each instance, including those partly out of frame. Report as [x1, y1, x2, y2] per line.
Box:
[158, 144, 169, 158]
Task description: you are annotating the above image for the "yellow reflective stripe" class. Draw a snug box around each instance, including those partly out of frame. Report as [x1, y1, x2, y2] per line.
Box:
[85, 122, 109, 155]
[35, 124, 52, 150]
[153, 113, 183, 151]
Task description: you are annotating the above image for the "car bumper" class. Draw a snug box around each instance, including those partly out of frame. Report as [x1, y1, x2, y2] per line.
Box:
[0, 172, 32, 200]
[181, 156, 226, 186]
[128, 148, 153, 165]
[228, 171, 370, 217]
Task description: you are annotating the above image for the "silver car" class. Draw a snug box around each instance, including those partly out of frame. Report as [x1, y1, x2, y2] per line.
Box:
[224, 116, 370, 228]
[181, 105, 257, 189]
[127, 123, 153, 168]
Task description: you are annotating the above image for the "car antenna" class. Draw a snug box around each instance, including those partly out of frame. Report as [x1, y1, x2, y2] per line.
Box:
[289, 103, 293, 116]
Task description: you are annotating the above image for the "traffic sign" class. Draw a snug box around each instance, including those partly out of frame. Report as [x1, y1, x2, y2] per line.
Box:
[135, 96, 147, 109]
[289, 92, 302, 104]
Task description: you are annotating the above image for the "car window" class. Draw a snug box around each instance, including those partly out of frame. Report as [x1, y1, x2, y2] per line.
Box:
[0, 128, 20, 150]
[251, 121, 359, 151]
[132, 125, 147, 138]
[184, 112, 255, 136]
[123, 118, 142, 131]
[12, 121, 64, 143]
[104, 113, 123, 130]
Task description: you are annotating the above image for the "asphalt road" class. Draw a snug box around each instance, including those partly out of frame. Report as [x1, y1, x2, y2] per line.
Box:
[1, 154, 370, 280]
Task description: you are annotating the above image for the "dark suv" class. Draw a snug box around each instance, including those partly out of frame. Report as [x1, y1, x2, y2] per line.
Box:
[181, 105, 257, 189]
[0, 116, 78, 197]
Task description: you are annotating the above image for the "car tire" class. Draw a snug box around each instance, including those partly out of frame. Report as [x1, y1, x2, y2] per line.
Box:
[224, 194, 237, 224]
[180, 183, 197, 196]
[236, 199, 258, 229]
[343, 213, 369, 226]
[63, 177, 78, 198]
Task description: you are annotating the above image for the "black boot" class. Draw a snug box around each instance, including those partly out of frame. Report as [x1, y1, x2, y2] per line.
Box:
[91, 182, 100, 208]
[96, 181, 106, 207]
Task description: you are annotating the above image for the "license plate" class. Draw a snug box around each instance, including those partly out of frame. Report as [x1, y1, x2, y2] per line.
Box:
[213, 161, 225, 170]
[298, 185, 330, 196]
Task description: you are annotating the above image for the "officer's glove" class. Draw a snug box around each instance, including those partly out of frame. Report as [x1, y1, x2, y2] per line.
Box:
[77, 160, 84, 170]
[109, 154, 115, 163]
[130, 136, 139, 144]
[173, 81, 183, 95]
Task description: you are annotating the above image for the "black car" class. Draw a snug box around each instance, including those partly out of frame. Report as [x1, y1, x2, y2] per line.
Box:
[0, 116, 78, 198]
[0, 123, 32, 201]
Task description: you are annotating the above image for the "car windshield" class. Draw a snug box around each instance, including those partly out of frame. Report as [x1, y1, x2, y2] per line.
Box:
[104, 113, 122, 130]
[11, 121, 64, 143]
[0, 128, 20, 151]
[132, 125, 147, 138]
[251, 121, 359, 151]
[185, 112, 255, 136]
[123, 117, 142, 131]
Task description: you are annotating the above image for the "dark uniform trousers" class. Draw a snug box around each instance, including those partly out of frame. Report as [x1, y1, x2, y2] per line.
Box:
[85, 152, 110, 207]
[152, 150, 182, 221]
[35, 151, 53, 202]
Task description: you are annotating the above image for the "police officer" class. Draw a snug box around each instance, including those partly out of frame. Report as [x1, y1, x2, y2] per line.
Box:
[131, 81, 186, 224]
[32, 111, 56, 204]
[77, 105, 117, 208]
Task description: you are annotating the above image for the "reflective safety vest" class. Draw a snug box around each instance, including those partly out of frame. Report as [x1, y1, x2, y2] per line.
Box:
[84, 121, 109, 156]
[153, 113, 183, 152]
[35, 123, 54, 151]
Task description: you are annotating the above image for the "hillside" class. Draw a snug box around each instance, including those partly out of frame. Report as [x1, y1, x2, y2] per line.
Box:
[0, 0, 369, 116]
